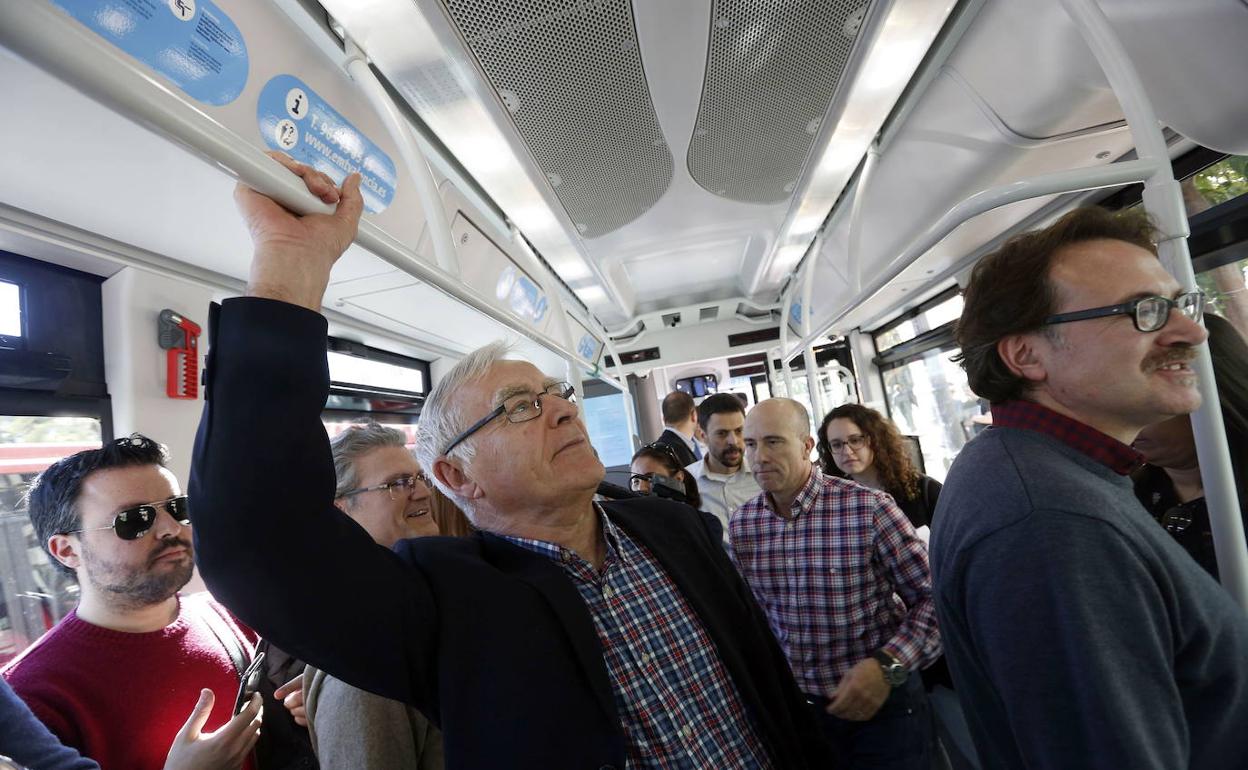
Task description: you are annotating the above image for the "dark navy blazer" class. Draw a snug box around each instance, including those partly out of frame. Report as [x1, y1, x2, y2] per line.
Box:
[191, 297, 834, 770]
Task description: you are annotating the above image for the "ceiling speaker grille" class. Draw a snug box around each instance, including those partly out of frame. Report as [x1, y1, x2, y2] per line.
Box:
[688, 0, 873, 203]
[439, 0, 674, 238]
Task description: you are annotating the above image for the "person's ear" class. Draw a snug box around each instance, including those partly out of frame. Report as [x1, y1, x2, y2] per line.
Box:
[47, 534, 82, 573]
[998, 333, 1050, 384]
[434, 457, 483, 502]
[333, 498, 349, 514]
[803, 435, 816, 457]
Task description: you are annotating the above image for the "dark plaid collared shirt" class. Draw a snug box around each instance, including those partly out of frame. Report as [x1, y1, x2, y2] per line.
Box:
[730, 466, 940, 696]
[990, 400, 1144, 475]
[502, 509, 772, 769]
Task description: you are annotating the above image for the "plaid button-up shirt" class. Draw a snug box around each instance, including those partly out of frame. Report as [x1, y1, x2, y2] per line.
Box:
[730, 465, 940, 697]
[991, 400, 1144, 475]
[502, 509, 773, 769]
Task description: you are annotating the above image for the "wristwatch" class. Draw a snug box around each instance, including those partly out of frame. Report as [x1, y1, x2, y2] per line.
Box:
[872, 649, 908, 687]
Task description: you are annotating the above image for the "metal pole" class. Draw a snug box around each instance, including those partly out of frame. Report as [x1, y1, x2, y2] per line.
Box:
[801, 234, 826, 421]
[343, 39, 460, 276]
[1060, 0, 1248, 608]
[778, 291, 797, 399]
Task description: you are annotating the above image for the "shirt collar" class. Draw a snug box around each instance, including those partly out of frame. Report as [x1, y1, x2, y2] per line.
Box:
[662, 426, 696, 452]
[990, 400, 1144, 475]
[496, 503, 623, 571]
[764, 462, 820, 518]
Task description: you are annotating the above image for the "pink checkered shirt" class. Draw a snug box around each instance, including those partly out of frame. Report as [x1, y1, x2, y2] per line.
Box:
[730, 465, 940, 696]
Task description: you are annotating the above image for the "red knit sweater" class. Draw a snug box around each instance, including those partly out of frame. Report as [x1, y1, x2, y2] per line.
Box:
[1, 593, 257, 770]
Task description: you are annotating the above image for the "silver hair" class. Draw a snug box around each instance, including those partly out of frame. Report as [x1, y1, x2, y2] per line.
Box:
[414, 341, 515, 516]
[330, 422, 409, 504]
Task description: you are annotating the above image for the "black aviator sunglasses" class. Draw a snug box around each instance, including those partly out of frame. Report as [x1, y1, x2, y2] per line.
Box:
[64, 495, 191, 541]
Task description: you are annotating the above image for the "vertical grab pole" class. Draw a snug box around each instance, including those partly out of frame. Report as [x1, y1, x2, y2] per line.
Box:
[1060, 0, 1248, 608]
[801, 233, 826, 423]
[778, 289, 797, 399]
[343, 39, 461, 276]
[602, 337, 639, 452]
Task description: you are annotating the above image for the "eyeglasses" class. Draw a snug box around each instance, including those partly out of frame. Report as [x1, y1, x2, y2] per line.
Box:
[441, 382, 576, 456]
[828, 434, 868, 454]
[64, 495, 190, 541]
[340, 472, 431, 502]
[1042, 291, 1205, 333]
[630, 473, 654, 492]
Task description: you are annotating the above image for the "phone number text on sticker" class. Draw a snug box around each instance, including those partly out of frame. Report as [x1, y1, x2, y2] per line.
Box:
[257, 74, 398, 214]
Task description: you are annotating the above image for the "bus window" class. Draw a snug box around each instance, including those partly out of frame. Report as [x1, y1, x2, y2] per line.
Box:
[1186, 155, 1248, 339]
[879, 349, 982, 483]
[0, 415, 102, 666]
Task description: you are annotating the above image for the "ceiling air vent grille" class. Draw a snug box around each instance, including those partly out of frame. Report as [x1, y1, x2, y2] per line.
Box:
[688, 0, 874, 203]
[439, 0, 674, 238]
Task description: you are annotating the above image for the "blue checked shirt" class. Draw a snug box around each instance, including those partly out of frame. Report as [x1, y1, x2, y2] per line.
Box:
[730, 465, 940, 697]
[501, 508, 773, 769]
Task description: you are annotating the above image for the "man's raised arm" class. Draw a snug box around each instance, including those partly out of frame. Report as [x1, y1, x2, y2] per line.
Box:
[191, 155, 436, 707]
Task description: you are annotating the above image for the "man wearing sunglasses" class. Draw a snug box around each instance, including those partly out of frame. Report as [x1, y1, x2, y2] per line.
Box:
[1, 435, 263, 770]
[191, 155, 832, 769]
[931, 206, 1248, 770]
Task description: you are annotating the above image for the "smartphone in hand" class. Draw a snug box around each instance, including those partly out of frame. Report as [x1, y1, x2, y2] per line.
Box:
[233, 651, 266, 715]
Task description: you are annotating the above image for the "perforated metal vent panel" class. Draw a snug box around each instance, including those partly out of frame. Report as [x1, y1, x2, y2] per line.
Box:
[688, 0, 874, 203]
[439, 0, 673, 238]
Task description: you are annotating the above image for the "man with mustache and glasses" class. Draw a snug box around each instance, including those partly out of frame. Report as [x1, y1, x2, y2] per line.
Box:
[930, 206, 1248, 770]
[191, 155, 832, 769]
[2, 435, 263, 770]
[685, 393, 761, 541]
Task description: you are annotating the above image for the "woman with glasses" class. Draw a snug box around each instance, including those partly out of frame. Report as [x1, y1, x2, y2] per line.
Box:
[303, 423, 445, 770]
[1133, 314, 1248, 580]
[817, 403, 942, 530]
[629, 443, 702, 511]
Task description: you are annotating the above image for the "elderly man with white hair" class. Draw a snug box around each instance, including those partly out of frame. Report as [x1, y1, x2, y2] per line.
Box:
[190, 154, 833, 770]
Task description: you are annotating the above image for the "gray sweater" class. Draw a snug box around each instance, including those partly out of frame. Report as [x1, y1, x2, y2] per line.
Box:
[931, 426, 1248, 770]
[303, 666, 443, 770]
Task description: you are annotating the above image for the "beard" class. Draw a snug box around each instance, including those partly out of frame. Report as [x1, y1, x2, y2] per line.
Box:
[79, 537, 194, 609]
[713, 446, 743, 470]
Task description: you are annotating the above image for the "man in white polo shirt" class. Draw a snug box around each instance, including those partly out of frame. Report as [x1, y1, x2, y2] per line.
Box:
[686, 393, 761, 540]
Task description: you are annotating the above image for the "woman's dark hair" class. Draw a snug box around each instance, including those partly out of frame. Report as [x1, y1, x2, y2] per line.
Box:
[955, 206, 1159, 403]
[1205, 314, 1248, 498]
[631, 444, 702, 510]
[816, 404, 921, 502]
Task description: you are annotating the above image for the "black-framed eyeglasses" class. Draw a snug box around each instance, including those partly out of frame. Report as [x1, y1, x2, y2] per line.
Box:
[1042, 291, 1205, 333]
[828, 434, 868, 454]
[64, 495, 190, 541]
[340, 472, 431, 501]
[441, 381, 576, 456]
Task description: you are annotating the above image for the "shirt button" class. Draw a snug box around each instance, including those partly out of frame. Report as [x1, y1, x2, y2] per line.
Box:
[602, 586, 614, 599]
[681, 725, 694, 739]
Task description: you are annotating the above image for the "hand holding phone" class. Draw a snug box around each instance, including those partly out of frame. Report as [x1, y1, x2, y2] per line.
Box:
[233, 651, 266, 716]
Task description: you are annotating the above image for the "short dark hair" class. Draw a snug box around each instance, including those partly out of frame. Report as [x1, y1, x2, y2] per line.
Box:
[26, 434, 170, 575]
[697, 392, 746, 430]
[660, 391, 696, 425]
[955, 206, 1159, 403]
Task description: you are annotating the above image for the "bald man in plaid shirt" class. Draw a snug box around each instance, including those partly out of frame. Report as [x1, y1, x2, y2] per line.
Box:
[731, 398, 941, 769]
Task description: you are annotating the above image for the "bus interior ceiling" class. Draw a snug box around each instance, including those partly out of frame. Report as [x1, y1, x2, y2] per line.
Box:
[1, 0, 1247, 431]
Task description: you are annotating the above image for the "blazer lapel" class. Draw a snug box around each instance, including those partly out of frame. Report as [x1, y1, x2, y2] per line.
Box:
[479, 533, 619, 725]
